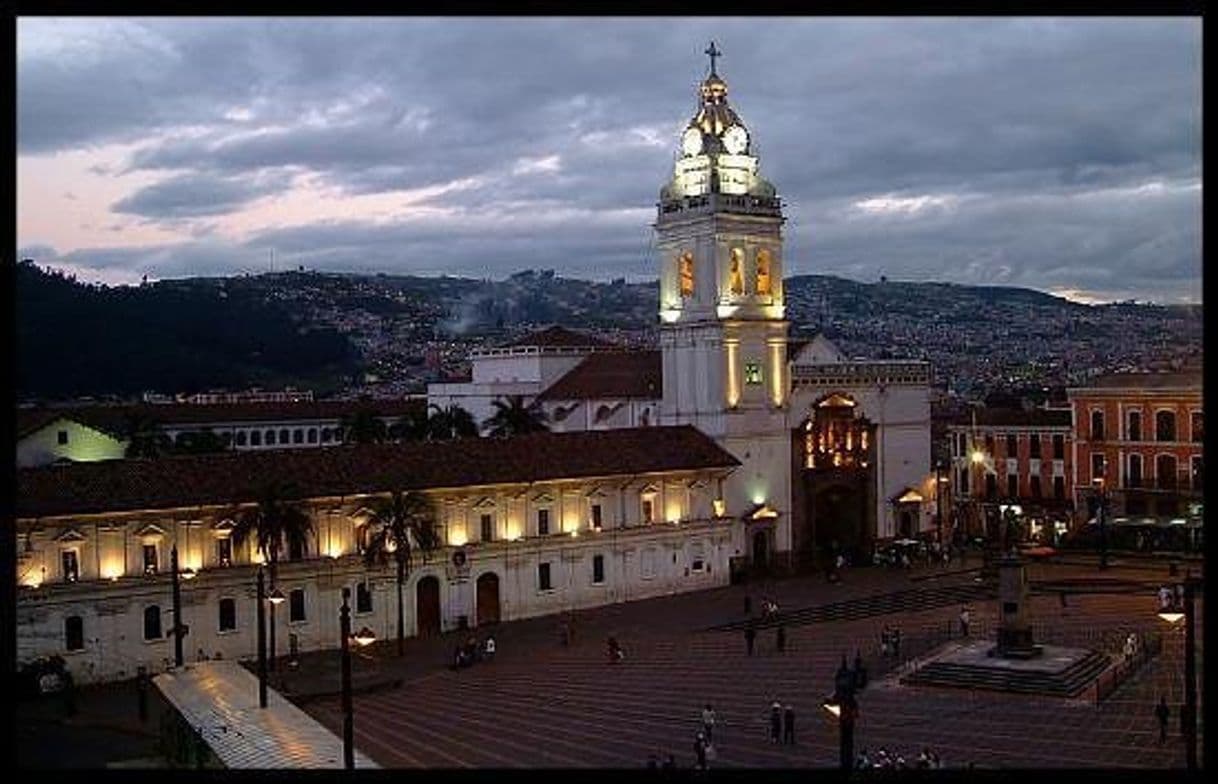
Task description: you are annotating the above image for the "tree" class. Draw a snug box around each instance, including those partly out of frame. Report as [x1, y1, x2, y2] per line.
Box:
[123, 412, 172, 459]
[341, 406, 387, 444]
[483, 395, 549, 437]
[230, 485, 314, 666]
[174, 428, 229, 455]
[388, 405, 430, 442]
[362, 490, 440, 656]
[427, 404, 478, 440]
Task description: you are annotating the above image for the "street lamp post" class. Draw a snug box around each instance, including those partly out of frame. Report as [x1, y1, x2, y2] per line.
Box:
[935, 461, 949, 546]
[340, 587, 354, 770]
[256, 567, 268, 709]
[824, 656, 859, 771]
[338, 587, 377, 770]
[1093, 477, 1109, 570]
[1158, 575, 1200, 770]
[268, 586, 285, 671]
[170, 546, 185, 667]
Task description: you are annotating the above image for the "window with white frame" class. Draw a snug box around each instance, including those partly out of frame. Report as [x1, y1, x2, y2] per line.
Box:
[641, 547, 656, 579]
[217, 537, 233, 567]
[65, 615, 85, 651]
[142, 543, 159, 575]
[537, 508, 550, 537]
[641, 491, 656, 524]
[218, 598, 237, 632]
[1127, 410, 1142, 442]
[538, 562, 552, 591]
[289, 589, 307, 623]
[690, 543, 706, 573]
[480, 513, 494, 543]
[143, 605, 162, 641]
[592, 554, 605, 584]
[61, 549, 80, 583]
[591, 503, 603, 530]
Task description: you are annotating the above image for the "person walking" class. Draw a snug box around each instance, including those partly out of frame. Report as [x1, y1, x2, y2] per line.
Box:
[1155, 696, 1170, 743]
[694, 732, 708, 770]
[701, 703, 716, 745]
[959, 606, 971, 637]
[483, 635, 496, 662]
[854, 650, 867, 690]
[891, 626, 902, 658]
[769, 701, 782, 743]
[744, 594, 752, 616]
[745, 623, 756, 656]
[776, 623, 787, 653]
[782, 704, 795, 745]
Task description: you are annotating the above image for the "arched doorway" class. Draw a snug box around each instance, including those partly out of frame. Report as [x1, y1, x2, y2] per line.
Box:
[476, 572, 500, 626]
[415, 576, 441, 637]
[752, 529, 770, 572]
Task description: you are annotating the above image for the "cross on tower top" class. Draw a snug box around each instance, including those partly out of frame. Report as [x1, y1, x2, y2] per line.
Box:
[705, 41, 721, 75]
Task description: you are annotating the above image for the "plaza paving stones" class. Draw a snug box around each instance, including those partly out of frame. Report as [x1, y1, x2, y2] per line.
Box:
[301, 560, 1202, 769]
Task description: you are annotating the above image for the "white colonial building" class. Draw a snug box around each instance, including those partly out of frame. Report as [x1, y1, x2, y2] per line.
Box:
[16, 427, 738, 684]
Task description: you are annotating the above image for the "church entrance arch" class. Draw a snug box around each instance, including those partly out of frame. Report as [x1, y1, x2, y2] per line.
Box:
[415, 576, 441, 637]
[476, 572, 501, 626]
[792, 392, 877, 570]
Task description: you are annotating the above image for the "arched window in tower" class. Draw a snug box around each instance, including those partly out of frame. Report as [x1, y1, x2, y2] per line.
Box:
[679, 251, 695, 298]
[729, 248, 745, 295]
[755, 248, 772, 296]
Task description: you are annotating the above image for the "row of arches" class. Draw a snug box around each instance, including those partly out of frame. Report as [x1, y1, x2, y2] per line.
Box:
[678, 248, 773, 298]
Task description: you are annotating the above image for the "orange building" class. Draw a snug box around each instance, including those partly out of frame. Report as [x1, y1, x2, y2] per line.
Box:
[1068, 371, 1203, 520]
[946, 407, 1074, 543]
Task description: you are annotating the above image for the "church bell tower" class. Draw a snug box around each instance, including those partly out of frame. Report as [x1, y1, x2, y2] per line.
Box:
[656, 43, 792, 566]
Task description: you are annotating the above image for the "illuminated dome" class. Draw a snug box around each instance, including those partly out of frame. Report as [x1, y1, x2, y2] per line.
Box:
[661, 43, 777, 202]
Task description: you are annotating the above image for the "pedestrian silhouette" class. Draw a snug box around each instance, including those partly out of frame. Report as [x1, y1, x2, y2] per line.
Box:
[1155, 696, 1170, 744]
[744, 594, 752, 615]
[783, 704, 795, 745]
[745, 623, 756, 656]
[769, 701, 782, 743]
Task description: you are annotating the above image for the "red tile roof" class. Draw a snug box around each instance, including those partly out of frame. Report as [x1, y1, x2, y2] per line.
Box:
[17, 425, 739, 518]
[538, 351, 662, 401]
[16, 399, 427, 439]
[499, 325, 615, 349]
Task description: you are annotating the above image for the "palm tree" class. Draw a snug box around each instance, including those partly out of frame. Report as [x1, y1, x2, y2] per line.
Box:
[427, 404, 478, 440]
[122, 412, 172, 459]
[483, 395, 549, 437]
[341, 406, 387, 444]
[388, 405, 430, 442]
[362, 490, 440, 656]
[230, 484, 314, 668]
[175, 428, 229, 455]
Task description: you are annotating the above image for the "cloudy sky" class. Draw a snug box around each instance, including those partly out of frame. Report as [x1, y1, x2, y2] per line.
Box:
[17, 18, 1201, 303]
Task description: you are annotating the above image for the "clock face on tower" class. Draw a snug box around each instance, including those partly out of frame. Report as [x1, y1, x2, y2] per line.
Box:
[682, 127, 703, 157]
[723, 125, 749, 155]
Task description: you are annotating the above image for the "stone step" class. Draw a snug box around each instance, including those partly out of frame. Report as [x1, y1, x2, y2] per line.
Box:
[902, 650, 1111, 697]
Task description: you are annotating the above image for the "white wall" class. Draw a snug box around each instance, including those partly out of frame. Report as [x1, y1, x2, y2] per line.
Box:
[17, 419, 127, 467]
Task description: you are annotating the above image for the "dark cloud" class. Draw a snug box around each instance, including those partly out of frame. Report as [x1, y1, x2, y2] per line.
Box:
[111, 171, 294, 220]
[17, 18, 1201, 302]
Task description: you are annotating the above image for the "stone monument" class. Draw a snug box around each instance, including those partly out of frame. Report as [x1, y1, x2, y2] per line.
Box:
[991, 553, 1042, 659]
